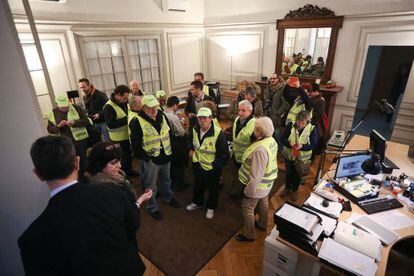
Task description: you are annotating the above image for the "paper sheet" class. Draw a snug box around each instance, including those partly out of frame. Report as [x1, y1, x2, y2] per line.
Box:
[346, 213, 363, 224]
[303, 206, 338, 236]
[369, 209, 414, 231]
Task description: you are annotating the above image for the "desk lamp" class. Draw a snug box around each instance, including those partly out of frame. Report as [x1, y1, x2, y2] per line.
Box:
[314, 99, 394, 186]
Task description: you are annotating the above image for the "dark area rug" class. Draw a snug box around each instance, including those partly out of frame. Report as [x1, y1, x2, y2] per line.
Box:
[131, 160, 284, 276]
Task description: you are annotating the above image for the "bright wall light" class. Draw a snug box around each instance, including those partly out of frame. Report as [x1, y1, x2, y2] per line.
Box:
[215, 35, 259, 57]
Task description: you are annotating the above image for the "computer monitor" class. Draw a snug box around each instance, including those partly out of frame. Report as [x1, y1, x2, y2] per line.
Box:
[370, 130, 386, 162]
[335, 153, 371, 179]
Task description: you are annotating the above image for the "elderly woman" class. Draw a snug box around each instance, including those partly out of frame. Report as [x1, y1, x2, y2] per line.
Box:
[236, 117, 278, 242]
[87, 141, 152, 205]
[281, 110, 318, 201]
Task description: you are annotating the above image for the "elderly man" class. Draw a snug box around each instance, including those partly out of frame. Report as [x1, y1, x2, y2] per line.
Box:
[47, 94, 89, 178]
[186, 107, 229, 219]
[129, 80, 145, 96]
[129, 95, 180, 221]
[19, 135, 148, 275]
[79, 78, 109, 141]
[230, 100, 255, 198]
[236, 117, 278, 242]
[103, 85, 137, 177]
[185, 80, 215, 133]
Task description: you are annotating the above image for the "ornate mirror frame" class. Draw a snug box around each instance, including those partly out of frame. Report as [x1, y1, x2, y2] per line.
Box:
[275, 5, 344, 82]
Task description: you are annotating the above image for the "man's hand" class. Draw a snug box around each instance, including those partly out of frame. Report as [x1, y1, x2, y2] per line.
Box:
[296, 144, 303, 149]
[188, 113, 196, 118]
[92, 113, 100, 120]
[66, 120, 75, 127]
[57, 120, 67, 127]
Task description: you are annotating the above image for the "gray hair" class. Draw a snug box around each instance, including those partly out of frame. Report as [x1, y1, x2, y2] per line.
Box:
[238, 100, 253, 111]
[296, 110, 311, 123]
[129, 80, 138, 88]
[254, 117, 274, 138]
[128, 95, 141, 109]
[244, 86, 257, 97]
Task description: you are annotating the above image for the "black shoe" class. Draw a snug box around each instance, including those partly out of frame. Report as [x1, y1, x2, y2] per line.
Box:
[255, 221, 266, 231]
[235, 234, 254, 242]
[150, 210, 163, 221]
[126, 170, 140, 178]
[168, 197, 181, 208]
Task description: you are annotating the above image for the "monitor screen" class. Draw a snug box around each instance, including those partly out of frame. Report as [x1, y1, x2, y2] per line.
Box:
[370, 129, 386, 162]
[335, 153, 371, 179]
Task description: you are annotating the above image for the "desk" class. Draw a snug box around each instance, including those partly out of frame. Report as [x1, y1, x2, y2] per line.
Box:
[275, 135, 414, 275]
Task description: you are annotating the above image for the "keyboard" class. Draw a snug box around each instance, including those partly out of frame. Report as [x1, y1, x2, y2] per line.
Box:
[358, 197, 403, 214]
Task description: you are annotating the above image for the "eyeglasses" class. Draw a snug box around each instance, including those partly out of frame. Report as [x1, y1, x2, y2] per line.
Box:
[105, 143, 121, 151]
[269, 78, 277, 80]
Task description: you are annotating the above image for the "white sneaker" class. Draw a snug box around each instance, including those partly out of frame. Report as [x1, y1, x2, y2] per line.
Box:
[206, 209, 214, 219]
[186, 203, 202, 211]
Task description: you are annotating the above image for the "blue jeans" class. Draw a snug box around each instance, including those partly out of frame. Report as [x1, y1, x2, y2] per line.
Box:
[96, 122, 110, 142]
[140, 160, 174, 213]
[273, 128, 283, 151]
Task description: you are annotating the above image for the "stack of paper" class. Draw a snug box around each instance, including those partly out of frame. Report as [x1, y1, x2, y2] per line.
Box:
[302, 206, 337, 236]
[319, 238, 377, 276]
[275, 203, 319, 233]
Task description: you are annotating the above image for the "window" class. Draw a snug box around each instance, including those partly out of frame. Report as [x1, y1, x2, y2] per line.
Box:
[80, 36, 162, 96]
[313, 28, 331, 63]
[21, 43, 53, 117]
[283, 29, 297, 59]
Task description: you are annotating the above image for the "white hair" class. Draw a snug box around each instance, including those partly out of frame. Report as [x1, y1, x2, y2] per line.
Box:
[128, 95, 141, 109]
[129, 80, 139, 88]
[238, 100, 253, 111]
[254, 117, 274, 138]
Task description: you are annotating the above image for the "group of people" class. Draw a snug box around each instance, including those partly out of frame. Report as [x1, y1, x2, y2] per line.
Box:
[19, 71, 328, 275]
[282, 52, 326, 76]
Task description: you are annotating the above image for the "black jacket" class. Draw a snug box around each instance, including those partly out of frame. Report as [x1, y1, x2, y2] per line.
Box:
[18, 182, 145, 276]
[190, 124, 230, 171]
[84, 89, 108, 124]
[103, 95, 129, 129]
[283, 86, 314, 111]
[129, 110, 172, 165]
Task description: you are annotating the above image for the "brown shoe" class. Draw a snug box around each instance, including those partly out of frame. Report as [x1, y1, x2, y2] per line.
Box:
[290, 191, 298, 201]
[279, 188, 291, 197]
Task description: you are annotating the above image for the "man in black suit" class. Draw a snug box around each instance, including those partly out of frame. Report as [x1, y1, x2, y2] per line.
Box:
[18, 135, 148, 276]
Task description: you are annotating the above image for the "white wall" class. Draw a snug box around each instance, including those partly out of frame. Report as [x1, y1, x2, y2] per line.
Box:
[9, 0, 204, 24]
[0, 1, 48, 275]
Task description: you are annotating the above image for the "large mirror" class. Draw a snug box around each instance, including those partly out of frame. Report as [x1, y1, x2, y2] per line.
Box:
[275, 5, 343, 82]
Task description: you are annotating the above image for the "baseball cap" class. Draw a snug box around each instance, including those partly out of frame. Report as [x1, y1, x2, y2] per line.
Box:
[155, 90, 166, 99]
[55, 94, 69, 107]
[197, 107, 212, 117]
[141, 95, 159, 108]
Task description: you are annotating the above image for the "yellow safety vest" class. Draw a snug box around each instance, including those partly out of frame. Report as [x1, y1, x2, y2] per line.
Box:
[46, 105, 89, 141]
[213, 118, 222, 130]
[137, 114, 172, 157]
[105, 100, 129, 141]
[203, 85, 210, 96]
[282, 123, 314, 162]
[238, 137, 278, 190]
[286, 99, 313, 125]
[301, 60, 309, 72]
[127, 111, 139, 136]
[232, 117, 255, 163]
[290, 64, 299, 74]
[192, 125, 221, 171]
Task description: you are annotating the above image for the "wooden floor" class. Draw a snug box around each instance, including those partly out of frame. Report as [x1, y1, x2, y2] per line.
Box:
[141, 154, 330, 276]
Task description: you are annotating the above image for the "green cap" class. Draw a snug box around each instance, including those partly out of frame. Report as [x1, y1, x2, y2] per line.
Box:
[155, 90, 166, 99]
[141, 95, 159, 108]
[55, 94, 69, 107]
[197, 107, 212, 117]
